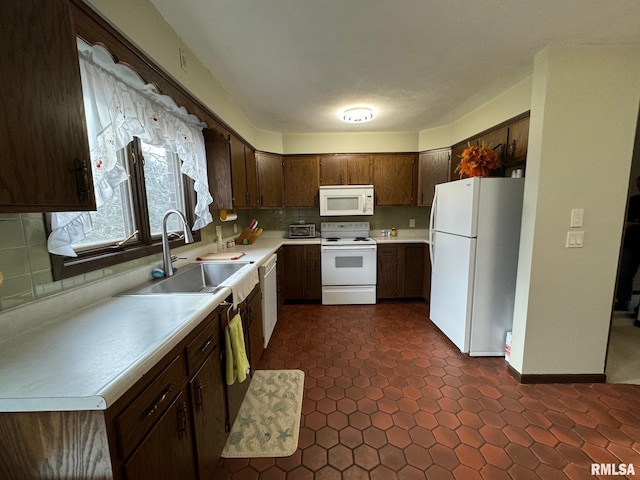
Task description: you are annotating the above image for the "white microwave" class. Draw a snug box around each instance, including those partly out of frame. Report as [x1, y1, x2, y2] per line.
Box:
[319, 185, 374, 216]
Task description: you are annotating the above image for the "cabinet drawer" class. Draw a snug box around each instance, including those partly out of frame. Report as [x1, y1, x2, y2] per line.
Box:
[378, 246, 397, 255]
[187, 316, 220, 375]
[117, 355, 185, 459]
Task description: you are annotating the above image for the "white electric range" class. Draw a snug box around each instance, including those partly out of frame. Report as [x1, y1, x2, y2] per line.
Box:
[320, 222, 377, 305]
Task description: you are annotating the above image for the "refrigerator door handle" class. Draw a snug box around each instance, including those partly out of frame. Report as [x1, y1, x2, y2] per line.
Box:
[429, 186, 438, 264]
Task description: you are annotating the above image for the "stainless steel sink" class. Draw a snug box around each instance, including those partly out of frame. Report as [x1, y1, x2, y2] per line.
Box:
[120, 261, 250, 295]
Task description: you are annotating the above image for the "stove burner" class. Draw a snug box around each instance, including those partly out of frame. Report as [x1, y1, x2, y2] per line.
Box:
[325, 237, 339, 242]
[354, 237, 368, 241]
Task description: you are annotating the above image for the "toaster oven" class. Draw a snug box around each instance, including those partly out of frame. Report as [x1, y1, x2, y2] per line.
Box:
[289, 224, 316, 238]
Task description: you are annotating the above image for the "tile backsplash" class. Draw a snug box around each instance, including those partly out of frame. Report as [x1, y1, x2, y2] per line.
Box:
[232, 206, 430, 233]
[0, 206, 429, 312]
[0, 213, 218, 312]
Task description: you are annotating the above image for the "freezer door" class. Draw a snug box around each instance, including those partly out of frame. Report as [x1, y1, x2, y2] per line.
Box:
[429, 231, 476, 353]
[434, 178, 480, 237]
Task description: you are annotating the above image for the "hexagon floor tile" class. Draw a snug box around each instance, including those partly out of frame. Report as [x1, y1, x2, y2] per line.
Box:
[215, 302, 640, 479]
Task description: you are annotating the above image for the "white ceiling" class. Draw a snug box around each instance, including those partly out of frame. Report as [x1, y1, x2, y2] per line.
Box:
[149, 0, 640, 134]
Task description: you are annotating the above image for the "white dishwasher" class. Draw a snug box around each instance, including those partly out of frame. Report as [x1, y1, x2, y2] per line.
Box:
[259, 254, 278, 348]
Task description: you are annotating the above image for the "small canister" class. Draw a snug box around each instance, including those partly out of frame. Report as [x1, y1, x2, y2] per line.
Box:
[390, 228, 397, 237]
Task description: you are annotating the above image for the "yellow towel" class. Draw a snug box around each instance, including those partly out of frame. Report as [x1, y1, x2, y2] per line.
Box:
[225, 314, 250, 385]
[225, 326, 236, 385]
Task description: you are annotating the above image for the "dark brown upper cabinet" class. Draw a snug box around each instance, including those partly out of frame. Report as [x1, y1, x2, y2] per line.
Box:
[283, 155, 320, 207]
[417, 148, 451, 206]
[372, 154, 417, 206]
[319, 154, 372, 185]
[230, 137, 258, 208]
[256, 152, 283, 207]
[204, 128, 233, 210]
[0, 0, 95, 212]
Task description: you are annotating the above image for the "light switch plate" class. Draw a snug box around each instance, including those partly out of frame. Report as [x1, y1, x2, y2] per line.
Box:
[566, 231, 584, 248]
[570, 208, 584, 227]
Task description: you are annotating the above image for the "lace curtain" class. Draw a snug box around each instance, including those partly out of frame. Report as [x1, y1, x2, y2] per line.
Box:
[48, 39, 213, 257]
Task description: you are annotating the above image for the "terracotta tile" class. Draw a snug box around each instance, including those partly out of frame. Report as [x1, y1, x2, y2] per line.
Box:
[340, 425, 364, 448]
[215, 303, 640, 480]
[348, 411, 372, 431]
[370, 465, 399, 480]
[480, 444, 513, 469]
[328, 444, 354, 471]
[248, 457, 275, 472]
[315, 426, 339, 449]
[430, 444, 460, 470]
[378, 444, 407, 471]
[314, 465, 341, 480]
[353, 444, 381, 470]
[275, 449, 302, 472]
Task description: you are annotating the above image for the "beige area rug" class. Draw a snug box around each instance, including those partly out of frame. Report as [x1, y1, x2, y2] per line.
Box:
[221, 369, 304, 458]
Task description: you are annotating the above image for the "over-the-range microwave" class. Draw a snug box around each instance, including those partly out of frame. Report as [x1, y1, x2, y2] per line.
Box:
[319, 185, 374, 216]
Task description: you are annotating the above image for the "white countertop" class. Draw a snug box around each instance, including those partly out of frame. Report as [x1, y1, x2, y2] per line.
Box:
[0, 293, 226, 412]
[0, 230, 427, 413]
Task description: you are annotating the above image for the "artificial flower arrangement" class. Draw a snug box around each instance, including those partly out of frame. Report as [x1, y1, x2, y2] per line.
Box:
[455, 141, 501, 178]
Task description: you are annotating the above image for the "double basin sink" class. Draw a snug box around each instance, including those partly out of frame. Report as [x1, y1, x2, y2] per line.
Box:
[120, 261, 251, 295]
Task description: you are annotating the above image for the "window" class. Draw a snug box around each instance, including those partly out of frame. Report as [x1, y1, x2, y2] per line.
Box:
[46, 38, 212, 280]
[47, 138, 200, 280]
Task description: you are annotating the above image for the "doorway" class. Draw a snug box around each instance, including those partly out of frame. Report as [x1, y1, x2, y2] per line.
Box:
[606, 110, 640, 385]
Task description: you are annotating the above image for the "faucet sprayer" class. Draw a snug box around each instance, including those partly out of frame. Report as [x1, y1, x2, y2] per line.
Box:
[161, 209, 194, 277]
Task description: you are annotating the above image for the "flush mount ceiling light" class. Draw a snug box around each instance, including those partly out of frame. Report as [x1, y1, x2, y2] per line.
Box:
[339, 106, 377, 124]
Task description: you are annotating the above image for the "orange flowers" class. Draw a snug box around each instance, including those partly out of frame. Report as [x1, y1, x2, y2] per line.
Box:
[455, 142, 501, 178]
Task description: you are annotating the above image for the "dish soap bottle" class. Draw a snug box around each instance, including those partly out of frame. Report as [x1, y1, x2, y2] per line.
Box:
[390, 228, 397, 237]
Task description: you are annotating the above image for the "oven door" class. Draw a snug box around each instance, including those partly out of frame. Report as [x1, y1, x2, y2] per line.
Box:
[321, 245, 377, 286]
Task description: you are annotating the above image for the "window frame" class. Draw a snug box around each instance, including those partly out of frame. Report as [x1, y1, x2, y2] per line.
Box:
[46, 137, 201, 281]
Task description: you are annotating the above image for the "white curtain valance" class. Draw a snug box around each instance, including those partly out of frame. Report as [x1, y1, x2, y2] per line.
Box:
[48, 39, 213, 257]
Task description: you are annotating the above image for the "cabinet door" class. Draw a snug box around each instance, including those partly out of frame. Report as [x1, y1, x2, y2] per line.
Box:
[304, 245, 322, 300]
[225, 302, 252, 429]
[247, 289, 264, 370]
[403, 245, 426, 298]
[256, 152, 283, 207]
[124, 389, 197, 480]
[417, 148, 450, 206]
[283, 156, 319, 207]
[282, 245, 305, 300]
[346, 156, 372, 185]
[372, 155, 416, 205]
[505, 115, 530, 162]
[204, 128, 233, 210]
[230, 137, 258, 207]
[377, 246, 399, 298]
[244, 148, 259, 207]
[190, 350, 227, 480]
[319, 156, 345, 185]
[0, 0, 94, 212]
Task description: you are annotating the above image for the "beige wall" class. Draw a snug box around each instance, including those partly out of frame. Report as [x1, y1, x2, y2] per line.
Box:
[84, 0, 530, 155]
[510, 44, 640, 376]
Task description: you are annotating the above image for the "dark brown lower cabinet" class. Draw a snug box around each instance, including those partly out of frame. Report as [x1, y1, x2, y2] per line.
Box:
[124, 388, 197, 480]
[190, 347, 227, 480]
[281, 244, 321, 301]
[377, 243, 430, 300]
[0, 294, 263, 480]
[225, 285, 263, 429]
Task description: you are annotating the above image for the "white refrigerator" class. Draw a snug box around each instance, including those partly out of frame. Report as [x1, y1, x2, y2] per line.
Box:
[429, 177, 525, 356]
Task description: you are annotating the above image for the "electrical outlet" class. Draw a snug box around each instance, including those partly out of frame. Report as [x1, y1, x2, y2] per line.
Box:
[179, 48, 188, 73]
[409, 219, 415, 228]
[566, 231, 584, 248]
[233, 223, 238, 234]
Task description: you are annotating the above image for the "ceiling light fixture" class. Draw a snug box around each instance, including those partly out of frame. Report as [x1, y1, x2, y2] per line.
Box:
[339, 106, 377, 124]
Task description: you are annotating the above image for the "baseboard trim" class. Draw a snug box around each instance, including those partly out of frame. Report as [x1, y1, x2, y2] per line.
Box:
[507, 364, 606, 384]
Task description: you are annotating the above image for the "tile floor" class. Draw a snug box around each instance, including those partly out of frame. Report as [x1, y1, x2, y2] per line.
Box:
[215, 302, 640, 479]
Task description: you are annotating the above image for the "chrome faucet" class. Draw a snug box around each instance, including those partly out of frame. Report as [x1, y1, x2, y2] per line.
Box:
[162, 209, 194, 277]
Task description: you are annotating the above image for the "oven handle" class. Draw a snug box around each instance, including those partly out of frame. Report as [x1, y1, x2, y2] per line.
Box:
[321, 245, 378, 251]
